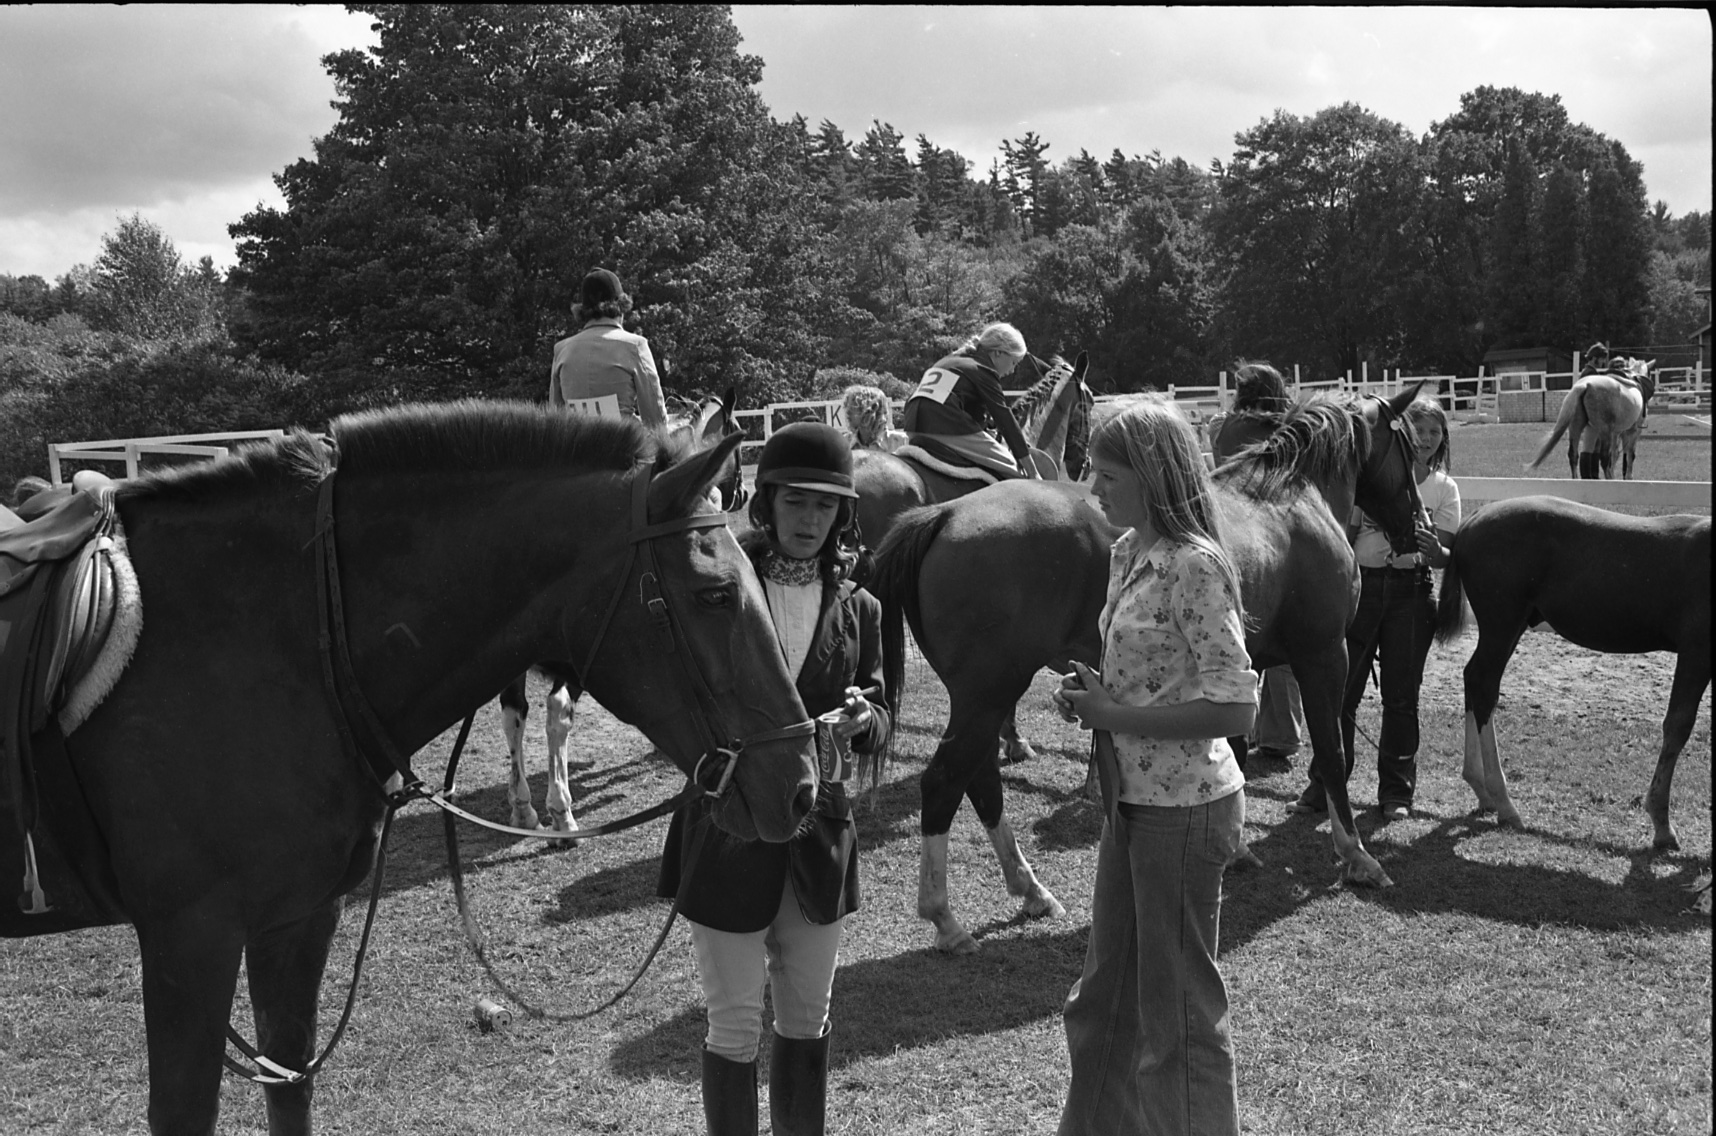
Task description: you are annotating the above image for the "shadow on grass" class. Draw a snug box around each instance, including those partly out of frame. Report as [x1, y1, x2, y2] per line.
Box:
[608, 928, 1089, 1080]
[372, 762, 667, 896]
[1220, 789, 1711, 955]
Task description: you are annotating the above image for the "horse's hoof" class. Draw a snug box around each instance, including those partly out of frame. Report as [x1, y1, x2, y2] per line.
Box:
[1343, 857, 1395, 888]
[1001, 742, 1038, 765]
[567, 759, 597, 771]
[1228, 844, 1266, 871]
[1496, 812, 1524, 830]
[935, 931, 980, 955]
[1652, 834, 1682, 854]
[1023, 893, 1065, 920]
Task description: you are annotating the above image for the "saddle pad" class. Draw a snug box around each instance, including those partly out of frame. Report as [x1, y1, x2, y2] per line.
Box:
[58, 531, 141, 736]
[895, 445, 999, 484]
[565, 394, 622, 418]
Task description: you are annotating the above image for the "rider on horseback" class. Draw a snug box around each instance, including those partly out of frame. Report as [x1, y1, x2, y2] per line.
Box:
[548, 267, 668, 429]
[1582, 341, 1632, 381]
[902, 322, 1038, 479]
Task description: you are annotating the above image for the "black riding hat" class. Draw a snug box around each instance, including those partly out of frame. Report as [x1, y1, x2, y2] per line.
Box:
[755, 423, 858, 499]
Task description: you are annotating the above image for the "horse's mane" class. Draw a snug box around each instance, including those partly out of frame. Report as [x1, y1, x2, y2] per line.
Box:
[1212, 394, 1370, 503]
[118, 401, 684, 503]
[1008, 356, 1074, 439]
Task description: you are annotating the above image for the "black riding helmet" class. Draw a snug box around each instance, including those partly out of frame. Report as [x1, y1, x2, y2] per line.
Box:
[754, 423, 859, 499]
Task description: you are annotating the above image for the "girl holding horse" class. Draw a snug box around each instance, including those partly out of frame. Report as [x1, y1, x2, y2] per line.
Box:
[1290, 395, 1459, 822]
[658, 422, 890, 1136]
[902, 321, 1038, 478]
[1053, 400, 1256, 1136]
[548, 267, 668, 429]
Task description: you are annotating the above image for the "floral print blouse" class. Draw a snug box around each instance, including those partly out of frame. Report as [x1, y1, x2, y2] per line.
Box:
[1098, 530, 1256, 808]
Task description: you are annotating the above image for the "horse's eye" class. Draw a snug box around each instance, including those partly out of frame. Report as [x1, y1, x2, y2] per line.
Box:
[695, 587, 733, 609]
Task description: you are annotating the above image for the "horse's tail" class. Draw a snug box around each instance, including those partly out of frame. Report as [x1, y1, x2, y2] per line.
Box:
[1526, 382, 1584, 471]
[1435, 539, 1467, 644]
[866, 503, 953, 728]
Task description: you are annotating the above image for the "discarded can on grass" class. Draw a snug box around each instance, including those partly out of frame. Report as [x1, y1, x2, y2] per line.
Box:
[474, 996, 513, 1033]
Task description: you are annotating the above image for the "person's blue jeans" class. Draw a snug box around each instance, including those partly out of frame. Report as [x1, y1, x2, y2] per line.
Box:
[1059, 791, 1244, 1136]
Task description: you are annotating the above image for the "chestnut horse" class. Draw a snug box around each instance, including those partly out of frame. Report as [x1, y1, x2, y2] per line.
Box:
[1, 403, 816, 1134]
[870, 389, 1426, 952]
[853, 352, 1092, 763]
[1435, 495, 1709, 849]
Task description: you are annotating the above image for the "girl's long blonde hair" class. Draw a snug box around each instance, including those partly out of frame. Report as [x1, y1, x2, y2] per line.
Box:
[1089, 398, 1246, 620]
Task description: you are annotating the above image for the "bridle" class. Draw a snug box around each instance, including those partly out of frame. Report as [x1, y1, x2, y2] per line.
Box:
[223, 449, 813, 1085]
[1359, 395, 1427, 556]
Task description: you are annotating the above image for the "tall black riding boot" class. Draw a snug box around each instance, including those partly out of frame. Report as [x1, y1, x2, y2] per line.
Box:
[701, 1047, 757, 1136]
[769, 1027, 831, 1136]
[1578, 451, 1601, 479]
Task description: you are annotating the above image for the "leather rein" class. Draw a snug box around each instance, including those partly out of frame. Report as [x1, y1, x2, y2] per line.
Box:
[1361, 395, 1427, 554]
[224, 452, 814, 1086]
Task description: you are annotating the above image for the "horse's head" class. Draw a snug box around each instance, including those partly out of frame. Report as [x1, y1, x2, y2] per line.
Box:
[1623, 357, 1658, 400]
[667, 386, 748, 511]
[579, 431, 816, 842]
[1354, 383, 1429, 556]
[1012, 351, 1093, 480]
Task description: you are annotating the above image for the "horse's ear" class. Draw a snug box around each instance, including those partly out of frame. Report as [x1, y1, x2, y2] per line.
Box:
[1387, 381, 1426, 417]
[649, 432, 744, 517]
[1071, 351, 1089, 380]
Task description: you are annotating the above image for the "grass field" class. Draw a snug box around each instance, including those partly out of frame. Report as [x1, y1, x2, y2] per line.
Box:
[1, 420, 1708, 1134]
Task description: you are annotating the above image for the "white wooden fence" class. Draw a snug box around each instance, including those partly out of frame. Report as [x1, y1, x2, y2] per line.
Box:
[47, 430, 288, 484]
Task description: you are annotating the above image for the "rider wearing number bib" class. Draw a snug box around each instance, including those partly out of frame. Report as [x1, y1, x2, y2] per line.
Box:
[903, 321, 1037, 478]
[548, 268, 668, 429]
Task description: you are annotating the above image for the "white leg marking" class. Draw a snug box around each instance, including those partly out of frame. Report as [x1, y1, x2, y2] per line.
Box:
[1479, 720, 1521, 827]
[917, 833, 978, 954]
[984, 816, 1063, 918]
[502, 705, 540, 831]
[544, 686, 580, 845]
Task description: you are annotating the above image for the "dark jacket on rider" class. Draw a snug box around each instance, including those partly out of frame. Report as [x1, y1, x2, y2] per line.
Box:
[656, 533, 890, 931]
[903, 353, 1034, 470]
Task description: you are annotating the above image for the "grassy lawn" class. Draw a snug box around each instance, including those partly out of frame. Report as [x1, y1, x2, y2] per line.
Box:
[1, 420, 1708, 1134]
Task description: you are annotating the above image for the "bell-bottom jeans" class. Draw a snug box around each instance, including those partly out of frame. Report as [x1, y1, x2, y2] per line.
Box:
[1059, 789, 1245, 1136]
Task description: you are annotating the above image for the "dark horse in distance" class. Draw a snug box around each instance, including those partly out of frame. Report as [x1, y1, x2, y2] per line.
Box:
[0, 404, 817, 1134]
[1435, 495, 1710, 850]
[870, 388, 1427, 952]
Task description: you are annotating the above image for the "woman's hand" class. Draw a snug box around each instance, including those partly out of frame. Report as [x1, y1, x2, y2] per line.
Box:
[831, 686, 874, 739]
[1414, 523, 1449, 568]
[1058, 661, 1115, 732]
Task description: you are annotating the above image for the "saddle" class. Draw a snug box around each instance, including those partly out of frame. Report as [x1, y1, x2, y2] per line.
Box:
[1, 478, 131, 921]
[896, 434, 1014, 484]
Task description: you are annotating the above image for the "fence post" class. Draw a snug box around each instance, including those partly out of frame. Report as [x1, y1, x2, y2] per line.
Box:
[1218, 371, 1228, 410]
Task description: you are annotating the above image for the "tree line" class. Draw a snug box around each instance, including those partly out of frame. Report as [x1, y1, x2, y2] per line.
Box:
[2, 4, 1709, 488]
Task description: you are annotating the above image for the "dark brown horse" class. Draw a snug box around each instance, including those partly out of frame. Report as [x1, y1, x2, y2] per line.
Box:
[853, 352, 1091, 762]
[870, 388, 1426, 952]
[1, 403, 816, 1134]
[494, 387, 747, 840]
[1435, 495, 1710, 849]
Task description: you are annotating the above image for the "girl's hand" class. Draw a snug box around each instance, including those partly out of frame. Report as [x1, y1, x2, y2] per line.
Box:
[1414, 524, 1446, 567]
[1060, 661, 1115, 732]
[1051, 669, 1083, 723]
[832, 686, 874, 739]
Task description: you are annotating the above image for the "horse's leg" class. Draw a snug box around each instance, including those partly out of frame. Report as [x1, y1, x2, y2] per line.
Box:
[999, 707, 1037, 763]
[917, 697, 1012, 955]
[544, 681, 582, 846]
[1461, 626, 1525, 827]
[245, 898, 342, 1135]
[136, 910, 246, 1135]
[966, 732, 1064, 922]
[499, 672, 540, 829]
[1644, 650, 1711, 853]
[1296, 646, 1391, 887]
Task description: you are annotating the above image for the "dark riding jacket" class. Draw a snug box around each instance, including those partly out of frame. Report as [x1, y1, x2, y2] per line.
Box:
[657, 535, 890, 931]
[903, 353, 1034, 469]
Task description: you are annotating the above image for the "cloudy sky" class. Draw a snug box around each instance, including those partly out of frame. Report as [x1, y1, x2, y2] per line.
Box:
[1, 5, 1709, 280]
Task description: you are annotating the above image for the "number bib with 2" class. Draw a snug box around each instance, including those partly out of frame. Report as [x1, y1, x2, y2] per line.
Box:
[911, 367, 961, 405]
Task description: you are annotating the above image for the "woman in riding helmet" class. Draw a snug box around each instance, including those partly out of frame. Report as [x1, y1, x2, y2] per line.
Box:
[660, 422, 890, 1136]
